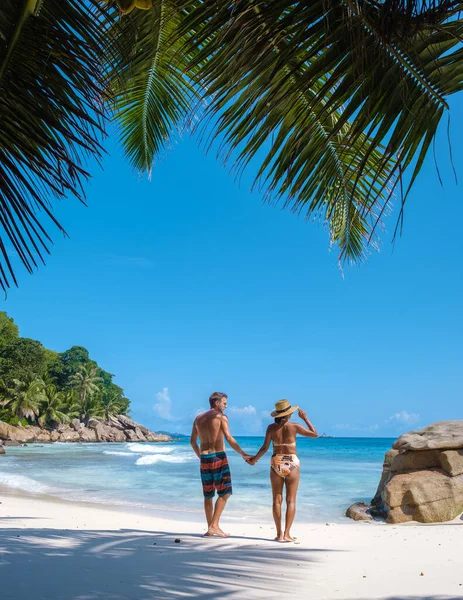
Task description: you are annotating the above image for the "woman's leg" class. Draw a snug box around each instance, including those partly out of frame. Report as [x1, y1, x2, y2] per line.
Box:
[270, 468, 284, 541]
[283, 467, 300, 542]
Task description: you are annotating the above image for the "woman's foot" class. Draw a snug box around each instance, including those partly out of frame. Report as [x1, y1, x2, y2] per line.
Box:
[274, 534, 285, 542]
[282, 532, 296, 542]
[205, 526, 230, 538]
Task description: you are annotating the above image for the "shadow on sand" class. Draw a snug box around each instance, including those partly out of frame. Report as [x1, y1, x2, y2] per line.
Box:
[0, 526, 332, 600]
[2, 527, 461, 600]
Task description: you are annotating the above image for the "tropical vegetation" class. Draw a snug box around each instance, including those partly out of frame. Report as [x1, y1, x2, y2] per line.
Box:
[0, 312, 130, 427]
[0, 0, 462, 290]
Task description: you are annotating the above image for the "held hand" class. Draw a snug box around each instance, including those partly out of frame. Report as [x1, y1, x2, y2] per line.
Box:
[246, 456, 258, 466]
[298, 408, 308, 420]
[242, 453, 253, 462]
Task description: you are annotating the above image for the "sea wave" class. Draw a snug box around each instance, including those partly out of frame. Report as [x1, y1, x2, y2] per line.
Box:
[103, 451, 134, 456]
[0, 473, 54, 495]
[135, 454, 194, 466]
[126, 443, 175, 454]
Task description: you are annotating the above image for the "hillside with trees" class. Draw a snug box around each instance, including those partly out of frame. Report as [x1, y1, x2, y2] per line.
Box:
[0, 312, 130, 428]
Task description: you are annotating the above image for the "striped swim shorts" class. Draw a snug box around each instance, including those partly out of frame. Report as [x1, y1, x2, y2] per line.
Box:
[200, 452, 233, 499]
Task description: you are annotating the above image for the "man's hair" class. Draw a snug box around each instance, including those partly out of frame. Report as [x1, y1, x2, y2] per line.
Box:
[209, 392, 228, 408]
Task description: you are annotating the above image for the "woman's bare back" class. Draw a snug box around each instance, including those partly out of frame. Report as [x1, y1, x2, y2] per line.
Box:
[269, 422, 298, 454]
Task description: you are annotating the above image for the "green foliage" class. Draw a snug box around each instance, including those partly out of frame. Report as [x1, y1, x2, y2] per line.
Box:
[39, 385, 68, 426]
[108, 0, 201, 173]
[2, 0, 463, 287]
[100, 389, 125, 422]
[110, 0, 463, 263]
[70, 395, 105, 423]
[47, 346, 91, 389]
[0, 338, 46, 384]
[2, 376, 44, 422]
[0, 311, 131, 427]
[0, 0, 112, 291]
[69, 364, 103, 404]
[0, 312, 19, 345]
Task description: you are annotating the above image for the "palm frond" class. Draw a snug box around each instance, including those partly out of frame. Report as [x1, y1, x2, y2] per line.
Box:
[0, 0, 113, 291]
[108, 0, 201, 173]
[176, 0, 463, 261]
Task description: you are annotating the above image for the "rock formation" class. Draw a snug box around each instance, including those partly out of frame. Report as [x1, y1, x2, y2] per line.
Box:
[0, 416, 171, 446]
[347, 421, 463, 524]
[345, 501, 373, 521]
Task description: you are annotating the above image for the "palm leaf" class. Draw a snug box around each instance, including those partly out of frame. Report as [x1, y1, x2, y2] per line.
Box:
[108, 0, 201, 174]
[174, 0, 463, 261]
[0, 0, 113, 291]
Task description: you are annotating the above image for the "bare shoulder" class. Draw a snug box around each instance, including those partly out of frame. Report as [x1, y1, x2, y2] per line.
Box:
[290, 422, 301, 433]
[266, 423, 277, 436]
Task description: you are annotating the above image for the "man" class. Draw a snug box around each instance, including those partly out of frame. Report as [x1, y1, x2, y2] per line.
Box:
[190, 391, 251, 537]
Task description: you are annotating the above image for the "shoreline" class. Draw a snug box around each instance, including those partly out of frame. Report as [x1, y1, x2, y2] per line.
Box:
[1, 492, 463, 600]
[0, 438, 393, 525]
[0, 483, 362, 526]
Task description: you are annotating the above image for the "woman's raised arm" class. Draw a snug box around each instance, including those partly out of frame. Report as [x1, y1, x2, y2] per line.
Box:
[295, 409, 318, 438]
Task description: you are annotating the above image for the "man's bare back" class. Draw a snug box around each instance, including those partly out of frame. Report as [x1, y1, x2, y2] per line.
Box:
[195, 410, 226, 454]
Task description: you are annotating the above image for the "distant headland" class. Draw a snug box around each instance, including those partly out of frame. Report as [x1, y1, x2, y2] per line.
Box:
[0, 311, 169, 448]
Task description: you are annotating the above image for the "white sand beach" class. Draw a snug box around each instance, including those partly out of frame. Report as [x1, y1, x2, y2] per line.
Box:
[1, 492, 462, 600]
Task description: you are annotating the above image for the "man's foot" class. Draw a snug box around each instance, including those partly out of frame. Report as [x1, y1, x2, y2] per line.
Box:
[205, 526, 230, 538]
[274, 535, 285, 542]
[282, 533, 296, 542]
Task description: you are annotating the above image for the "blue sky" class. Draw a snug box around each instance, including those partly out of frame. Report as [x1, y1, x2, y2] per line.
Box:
[3, 97, 462, 437]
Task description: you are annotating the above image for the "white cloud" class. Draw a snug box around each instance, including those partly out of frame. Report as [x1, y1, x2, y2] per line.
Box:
[386, 411, 420, 424]
[228, 405, 269, 434]
[153, 387, 179, 421]
[333, 411, 420, 435]
[229, 405, 257, 416]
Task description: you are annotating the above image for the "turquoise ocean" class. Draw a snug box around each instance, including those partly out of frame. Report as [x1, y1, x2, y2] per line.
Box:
[0, 437, 393, 523]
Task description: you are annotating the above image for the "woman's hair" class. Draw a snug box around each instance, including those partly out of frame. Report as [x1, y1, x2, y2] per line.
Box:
[275, 416, 287, 424]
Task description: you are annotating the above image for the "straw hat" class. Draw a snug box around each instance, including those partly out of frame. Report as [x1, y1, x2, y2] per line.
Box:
[271, 399, 299, 418]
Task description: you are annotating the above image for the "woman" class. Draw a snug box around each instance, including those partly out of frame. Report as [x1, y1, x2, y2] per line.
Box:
[248, 399, 318, 542]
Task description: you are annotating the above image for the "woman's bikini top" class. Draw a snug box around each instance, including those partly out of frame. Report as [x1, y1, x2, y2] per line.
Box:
[273, 441, 296, 448]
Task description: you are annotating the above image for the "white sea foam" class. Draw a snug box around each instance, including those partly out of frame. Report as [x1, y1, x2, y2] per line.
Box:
[135, 454, 193, 466]
[126, 443, 175, 454]
[103, 451, 134, 457]
[0, 473, 53, 495]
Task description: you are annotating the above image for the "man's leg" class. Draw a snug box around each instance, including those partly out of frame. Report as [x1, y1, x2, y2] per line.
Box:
[270, 468, 284, 541]
[204, 497, 214, 528]
[207, 493, 231, 537]
[283, 468, 300, 542]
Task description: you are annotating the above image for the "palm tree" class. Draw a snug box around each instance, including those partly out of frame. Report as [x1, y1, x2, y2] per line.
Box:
[0, 379, 13, 407]
[3, 376, 44, 423]
[39, 385, 68, 427]
[100, 390, 123, 422]
[2, 0, 463, 281]
[69, 395, 105, 423]
[69, 365, 102, 405]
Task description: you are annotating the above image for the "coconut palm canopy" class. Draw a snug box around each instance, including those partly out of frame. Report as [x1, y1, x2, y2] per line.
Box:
[1, 0, 462, 290]
[0, 0, 108, 291]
